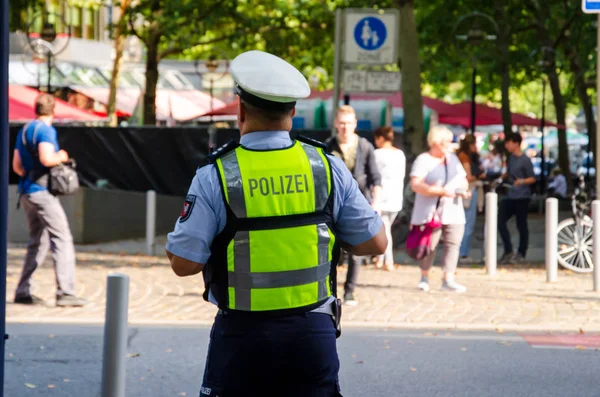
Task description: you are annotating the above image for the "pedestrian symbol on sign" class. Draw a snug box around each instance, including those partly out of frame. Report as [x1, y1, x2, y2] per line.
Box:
[354, 17, 387, 51]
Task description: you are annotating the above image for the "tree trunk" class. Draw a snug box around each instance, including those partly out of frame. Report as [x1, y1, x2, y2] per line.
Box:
[570, 57, 596, 165]
[143, 27, 160, 126]
[107, 0, 131, 127]
[546, 68, 570, 184]
[495, 2, 513, 135]
[529, 0, 571, 188]
[394, 0, 425, 156]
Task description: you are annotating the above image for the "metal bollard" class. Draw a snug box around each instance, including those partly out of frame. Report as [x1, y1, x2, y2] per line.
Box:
[546, 198, 558, 283]
[593, 201, 600, 292]
[146, 190, 156, 256]
[485, 192, 498, 276]
[101, 274, 130, 397]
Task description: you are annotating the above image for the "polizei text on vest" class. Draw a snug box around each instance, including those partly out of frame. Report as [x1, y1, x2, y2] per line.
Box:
[248, 174, 310, 197]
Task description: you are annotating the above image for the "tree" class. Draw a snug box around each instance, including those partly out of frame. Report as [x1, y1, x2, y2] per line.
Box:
[494, 0, 513, 136]
[107, 0, 132, 127]
[394, 0, 425, 154]
[560, 8, 597, 164]
[124, 0, 243, 125]
[525, 0, 580, 186]
[9, 0, 43, 32]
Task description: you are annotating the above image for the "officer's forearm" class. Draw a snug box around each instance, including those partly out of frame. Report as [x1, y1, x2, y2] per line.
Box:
[166, 250, 205, 277]
[340, 225, 387, 256]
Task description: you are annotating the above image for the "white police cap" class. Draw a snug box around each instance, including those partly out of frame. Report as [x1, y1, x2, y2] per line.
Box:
[230, 50, 310, 111]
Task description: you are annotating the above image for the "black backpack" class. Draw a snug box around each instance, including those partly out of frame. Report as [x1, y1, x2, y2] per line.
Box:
[21, 122, 79, 196]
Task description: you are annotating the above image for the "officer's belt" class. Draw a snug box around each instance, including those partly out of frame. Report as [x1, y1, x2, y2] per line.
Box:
[217, 303, 334, 317]
[309, 303, 335, 316]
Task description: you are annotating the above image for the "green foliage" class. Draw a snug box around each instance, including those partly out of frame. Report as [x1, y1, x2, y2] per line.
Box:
[10, 0, 598, 121]
[8, 0, 44, 31]
[123, 0, 243, 60]
[417, 0, 596, 120]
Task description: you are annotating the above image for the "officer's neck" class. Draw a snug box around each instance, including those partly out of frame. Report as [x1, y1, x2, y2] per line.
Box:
[239, 120, 292, 136]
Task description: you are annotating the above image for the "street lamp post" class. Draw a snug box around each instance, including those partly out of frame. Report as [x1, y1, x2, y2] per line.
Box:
[25, 12, 71, 94]
[540, 76, 547, 191]
[194, 55, 229, 151]
[40, 21, 57, 92]
[454, 12, 499, 134]
[470, 57, 477, 135]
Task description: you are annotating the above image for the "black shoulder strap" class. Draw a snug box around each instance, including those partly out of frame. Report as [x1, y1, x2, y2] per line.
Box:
[296, 135, 327, 150]
[21, 122, 32, 153]
[21, 122, 43, 158]
[208, 139, 239, 163]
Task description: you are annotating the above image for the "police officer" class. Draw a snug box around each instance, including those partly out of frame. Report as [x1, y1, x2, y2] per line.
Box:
[166, 50, 387, 397]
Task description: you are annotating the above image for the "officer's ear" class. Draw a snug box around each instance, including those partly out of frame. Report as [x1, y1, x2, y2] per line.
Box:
[238, 100, 246, 124]
[290, 107, 296, 118]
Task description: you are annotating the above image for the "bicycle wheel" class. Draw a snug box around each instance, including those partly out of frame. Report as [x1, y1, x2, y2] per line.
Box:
[556, 218, 594, 273]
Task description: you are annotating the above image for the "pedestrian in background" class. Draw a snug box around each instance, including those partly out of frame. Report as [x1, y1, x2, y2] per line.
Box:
[498, 133, 536, 264]
[409, 126, 469, 293]
[456, 134, 485, 264]
[547, 167, 567, 199]
[373, 126, 405, 271]
[326, 105, 382, 306]
[11, 93, 87, 307]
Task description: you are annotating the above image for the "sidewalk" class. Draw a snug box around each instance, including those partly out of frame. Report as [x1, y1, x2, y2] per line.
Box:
[6, 241, 600, 332]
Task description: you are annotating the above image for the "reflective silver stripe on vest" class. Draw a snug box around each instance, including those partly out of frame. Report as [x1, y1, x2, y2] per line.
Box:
[220, 150, 247, 218]
[317, 223, 330, 300]
[233, 231, 251, 311]
[229, 262, 331, 290]
[300, 142, 329, 210]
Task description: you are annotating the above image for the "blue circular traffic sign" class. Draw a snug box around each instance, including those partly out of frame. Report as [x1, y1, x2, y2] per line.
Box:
[353, 16, 387, 51]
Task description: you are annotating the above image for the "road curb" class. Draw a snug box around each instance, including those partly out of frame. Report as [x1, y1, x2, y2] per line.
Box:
[7, 318, 600, 333]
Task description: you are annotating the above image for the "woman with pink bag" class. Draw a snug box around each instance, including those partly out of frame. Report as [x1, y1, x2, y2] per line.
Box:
[408, 126, 470, 293]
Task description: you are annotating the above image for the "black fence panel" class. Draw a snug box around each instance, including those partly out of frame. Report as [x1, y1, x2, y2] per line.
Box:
[8, 126, 377, 196]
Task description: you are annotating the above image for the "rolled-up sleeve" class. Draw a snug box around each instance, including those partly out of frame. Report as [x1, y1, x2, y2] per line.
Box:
[330, 156, 383, 246]
[165, 165, 226, 264]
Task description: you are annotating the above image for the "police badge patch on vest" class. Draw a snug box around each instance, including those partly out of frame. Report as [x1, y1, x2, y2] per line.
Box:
[179, 194, 196, 222]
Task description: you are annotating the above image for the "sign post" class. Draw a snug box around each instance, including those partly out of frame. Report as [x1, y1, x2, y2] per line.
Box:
[344, 10, 398, 65]
[332, 8, 343, 137]
[332, 8, 400, 134]
[0, 0, 8, 393]
[582, 0, 600, 191]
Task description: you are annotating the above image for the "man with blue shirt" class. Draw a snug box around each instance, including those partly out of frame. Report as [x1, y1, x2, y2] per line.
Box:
[166, 50, 386, 397]
[12, 94, 87, 307]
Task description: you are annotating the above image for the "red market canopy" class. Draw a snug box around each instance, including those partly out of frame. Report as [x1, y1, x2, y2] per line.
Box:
[308, 90, 560, 129]
[9, 85, 106, 123]
[442, 101, 561, 129]
[188, 90, 560, 130]
[307, 89, 458, 116]
[72, 87, 225, 121]
[196, 98, 240, 118]
[192, 91, 458, 120]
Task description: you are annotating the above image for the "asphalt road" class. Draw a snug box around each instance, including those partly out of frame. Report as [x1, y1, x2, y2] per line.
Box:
[4, 323, 600, 397]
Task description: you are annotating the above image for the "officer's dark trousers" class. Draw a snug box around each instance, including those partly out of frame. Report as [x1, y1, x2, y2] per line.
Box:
[200, 312, 343, 397]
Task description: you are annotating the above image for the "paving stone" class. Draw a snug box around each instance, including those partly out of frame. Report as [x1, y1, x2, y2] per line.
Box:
[6, 247, 600, 330]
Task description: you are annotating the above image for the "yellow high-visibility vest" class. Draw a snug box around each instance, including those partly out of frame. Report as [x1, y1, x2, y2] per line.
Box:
[212, 139, 336, 312]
